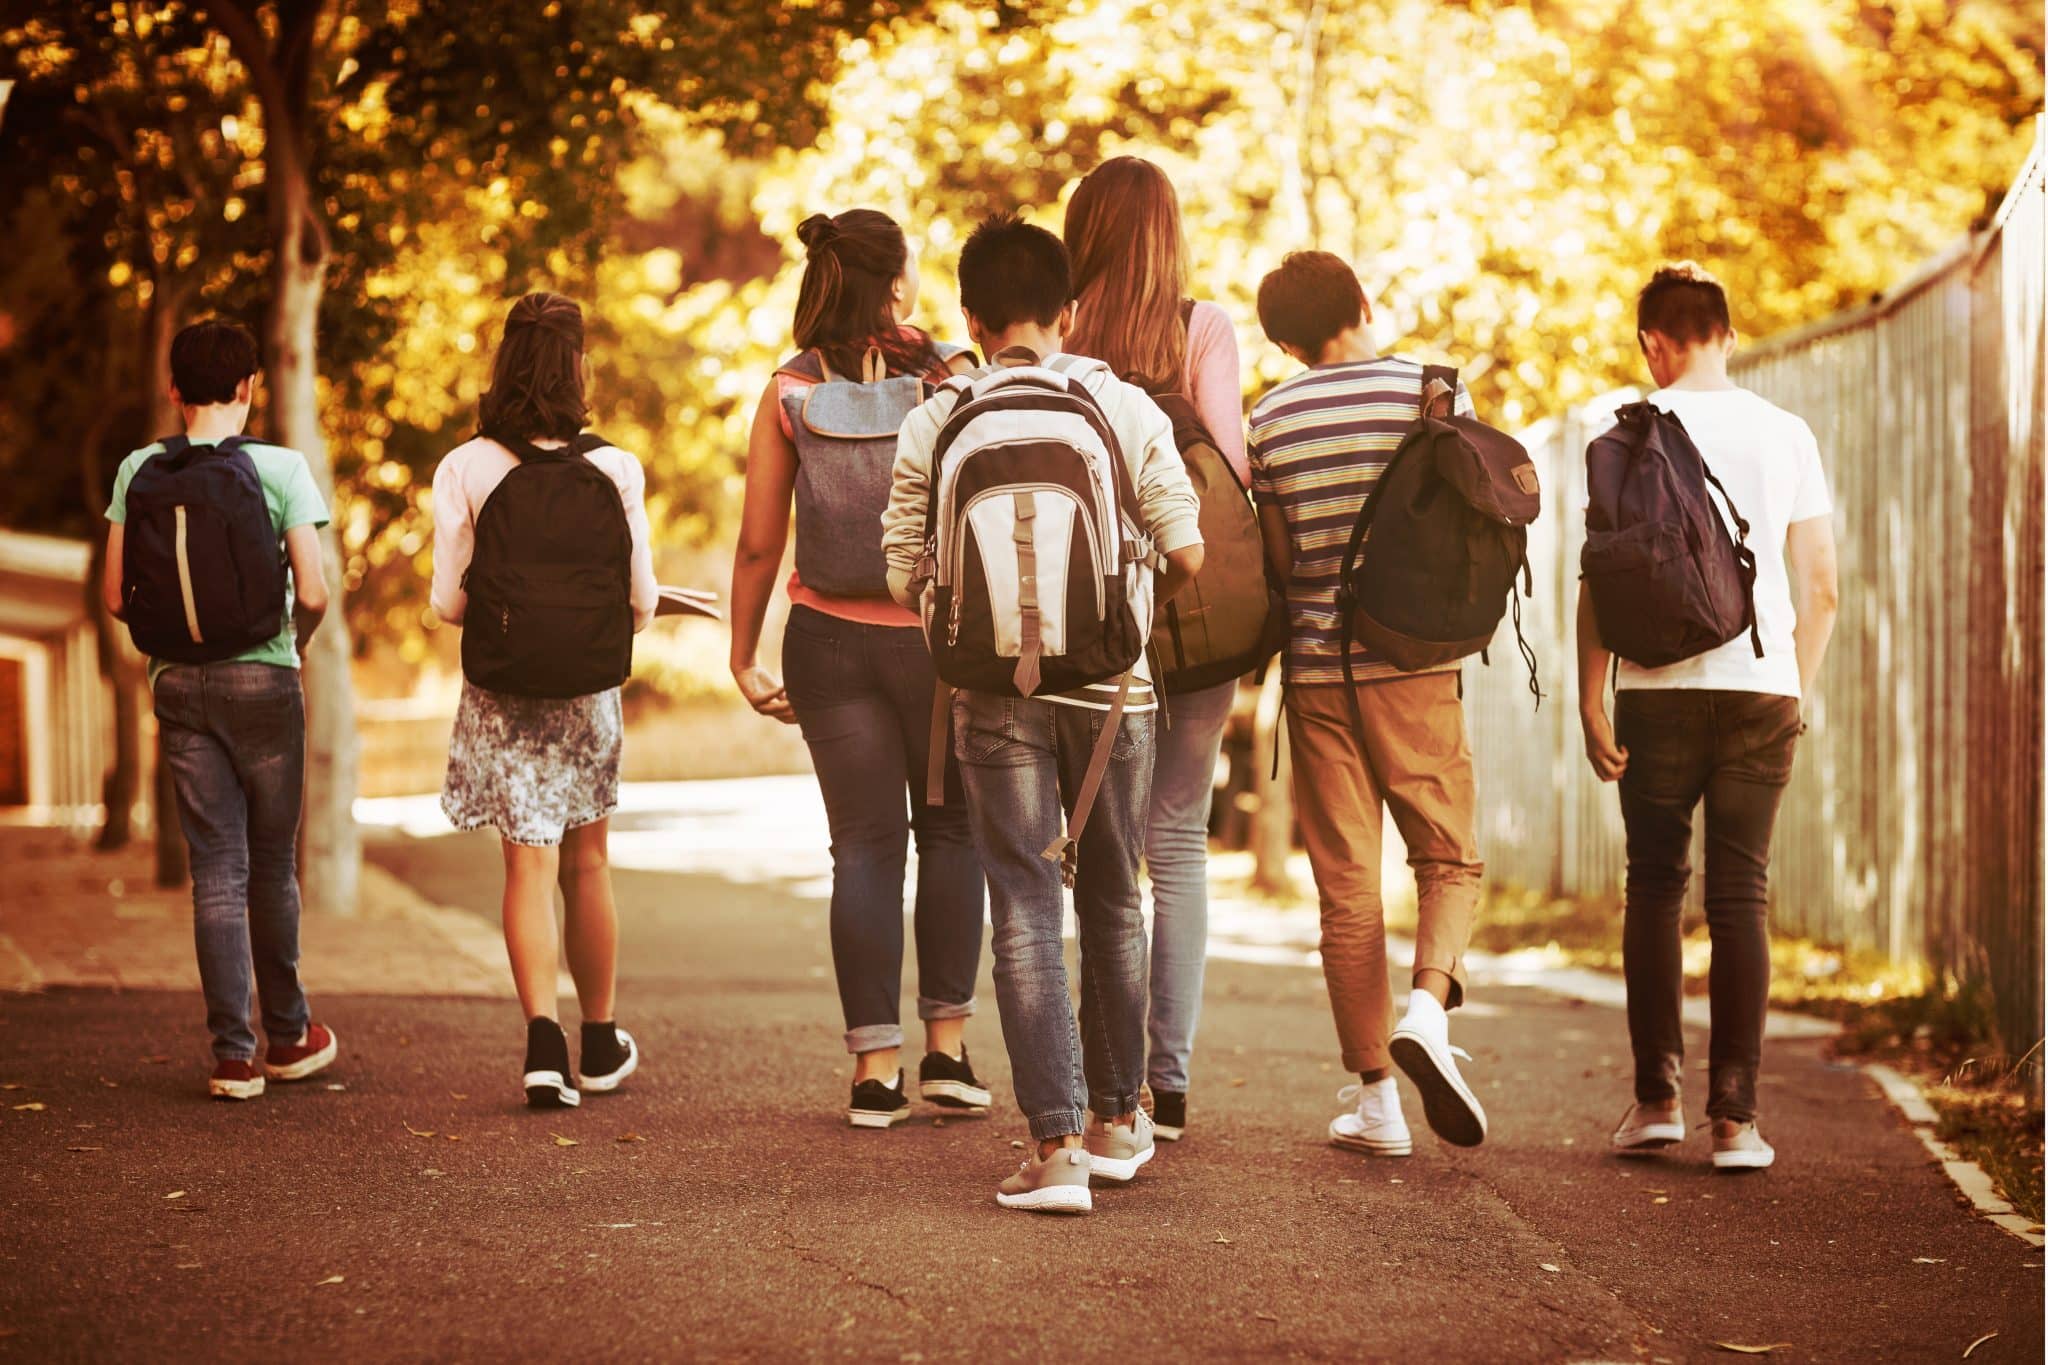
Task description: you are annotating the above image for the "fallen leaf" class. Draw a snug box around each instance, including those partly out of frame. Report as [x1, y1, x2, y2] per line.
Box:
[1230, 1077, 1247, 1087]
[1010, 1140, 1026, 1150]
[1714, 1345, 1793, 1356]
[164, 1191, 186, 1200]
[615, 1132, 647, 1144]
[1254, 1312, 1279, 1324]
[450, 1092, 469, 1100]
[1653, 1197, 1670, 1205]
[316, 1275, 345, 1286]
[175, 1262, 202, 1269]
[403, 1122, 436, 1138]
[98, 1077, 118, 1089]
[325, 1083, 346, 1092]
[66, 1146, 101, 1153]
[0, 1083, 20, 1090]
[1213, 1235, 1233, 1245]
[421, 1169, 445, 1177]
[11, 1103, 45, 1112]
[1911, 1257, 1945, 1264]
[1964, 1332, 1998, 1359]
[1539, 1264, 1561, 1273]
[444, 1134, 463, 1142]
[551, 1134, 579, 1147]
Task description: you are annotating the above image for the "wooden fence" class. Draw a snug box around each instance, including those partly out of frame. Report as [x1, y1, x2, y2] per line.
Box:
[1467, 128, 2045, 1052]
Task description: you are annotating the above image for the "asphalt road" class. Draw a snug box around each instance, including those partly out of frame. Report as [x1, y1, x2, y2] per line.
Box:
[0, 827, 2039, 1363]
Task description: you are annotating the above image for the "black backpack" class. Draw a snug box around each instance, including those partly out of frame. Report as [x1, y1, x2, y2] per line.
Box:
[460, 432, 635, 699]
[1581, 401, 1761, 667]
[120, 434, 289, 664]
[1337, 365, 1541, 699]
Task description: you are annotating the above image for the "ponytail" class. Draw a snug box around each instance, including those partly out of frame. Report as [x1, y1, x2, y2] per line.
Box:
[791, 208, 938, 381]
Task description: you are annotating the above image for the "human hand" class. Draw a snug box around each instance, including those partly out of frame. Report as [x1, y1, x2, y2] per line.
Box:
[733, 663, 797, 724]
[1580, 705, 1628, 782]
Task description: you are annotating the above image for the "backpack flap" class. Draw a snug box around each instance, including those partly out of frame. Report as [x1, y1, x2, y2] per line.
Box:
[1419, 367, 1541, 528]
[793, 375, 928, 440]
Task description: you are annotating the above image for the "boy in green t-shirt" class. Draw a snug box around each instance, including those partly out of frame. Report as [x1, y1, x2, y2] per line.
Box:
[102, 318, 340, 1100]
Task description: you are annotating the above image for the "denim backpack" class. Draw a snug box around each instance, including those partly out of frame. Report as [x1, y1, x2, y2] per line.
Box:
[779, 342, 964, 596]
[1582, 401, 1761, 667]
[120, 435, 288, 664]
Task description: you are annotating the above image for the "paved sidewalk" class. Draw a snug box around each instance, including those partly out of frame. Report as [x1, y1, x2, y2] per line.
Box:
[0, 826, 521, 999]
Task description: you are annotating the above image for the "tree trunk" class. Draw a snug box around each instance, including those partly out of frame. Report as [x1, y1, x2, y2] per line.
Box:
[143, 279, 190, 884]
[1249, 668, 1295, 895]
[212, 0, 361, 916]
[270, 194, 359, 917]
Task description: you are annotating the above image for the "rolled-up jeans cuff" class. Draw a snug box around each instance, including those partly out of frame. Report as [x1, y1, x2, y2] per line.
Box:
[1089, 1089, 1143, 1121]
[1026, 1108, 1086, 1142]
[844, 1023, 904, 1055]
[917, 994, 975, 1022]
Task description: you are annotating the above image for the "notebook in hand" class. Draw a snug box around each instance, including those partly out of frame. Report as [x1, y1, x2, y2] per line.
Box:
[655, 585, 722, 620]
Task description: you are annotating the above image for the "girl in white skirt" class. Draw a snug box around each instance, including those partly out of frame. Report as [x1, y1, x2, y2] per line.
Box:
[430, 291, 659, 1108]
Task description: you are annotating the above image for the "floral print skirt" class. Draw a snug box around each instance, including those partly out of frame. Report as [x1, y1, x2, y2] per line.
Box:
[440, 681, 622, 847]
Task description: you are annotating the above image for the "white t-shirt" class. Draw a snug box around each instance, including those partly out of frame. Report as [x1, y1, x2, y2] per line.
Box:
[1602, 386, 1833, 698]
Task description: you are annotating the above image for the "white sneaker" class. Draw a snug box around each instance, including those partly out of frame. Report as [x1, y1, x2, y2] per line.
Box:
[1711, 1120, 1777, 1171]
[1611, 1101, 1686, 1156]
[1387, 991, 1487, 1147]
[1328, 1078, 1412, 1156]
[1082, 1109, 1156, 1182]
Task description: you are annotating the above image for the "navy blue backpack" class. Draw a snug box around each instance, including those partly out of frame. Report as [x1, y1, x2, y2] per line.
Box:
[120, 435, 288, 664]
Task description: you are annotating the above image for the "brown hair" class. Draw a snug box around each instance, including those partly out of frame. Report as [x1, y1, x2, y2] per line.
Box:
[1637, 262, 1732, 346]
[792, 208, 938, 381]
[1063, 157, 1189, 391]
[478, 292, 589, 443]
[1255, 251, 1367, 360]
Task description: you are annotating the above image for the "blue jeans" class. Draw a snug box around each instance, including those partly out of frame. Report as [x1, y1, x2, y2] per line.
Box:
[953, 690, 1154, 1141]
[152, 662, 310, 1062]
[782, 606, 984, 1054]
[1144, 680, 1234, 1095]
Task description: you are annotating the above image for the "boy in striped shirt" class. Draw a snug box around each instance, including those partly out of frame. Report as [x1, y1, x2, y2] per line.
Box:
[1248, 251, 1488, 1156]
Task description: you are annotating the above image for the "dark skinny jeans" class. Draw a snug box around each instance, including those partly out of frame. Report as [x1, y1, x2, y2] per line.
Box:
[1615, 688, 1802, 1123]
[781, 605, 986, 1055]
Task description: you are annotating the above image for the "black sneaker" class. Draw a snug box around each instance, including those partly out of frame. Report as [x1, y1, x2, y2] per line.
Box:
[1151, 1089, 1187, 1141]
[579, 1021, 639, 1094]
[918, 1048, 992, 1110]
[848, 1070, 911, 1129]
[523, 1018, 581, 1109]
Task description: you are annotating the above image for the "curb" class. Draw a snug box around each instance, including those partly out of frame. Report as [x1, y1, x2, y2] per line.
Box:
[1863, 1062, 2045, 1247]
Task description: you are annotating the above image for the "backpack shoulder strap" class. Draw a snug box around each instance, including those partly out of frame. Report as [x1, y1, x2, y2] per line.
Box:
[1420, 364, 1459, 421]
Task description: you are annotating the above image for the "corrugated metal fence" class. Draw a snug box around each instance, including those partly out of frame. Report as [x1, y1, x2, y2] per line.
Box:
[1468, 129, 2045, 1052]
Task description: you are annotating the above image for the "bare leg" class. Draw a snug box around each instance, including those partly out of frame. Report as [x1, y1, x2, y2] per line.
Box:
[924, 1018, 965, 1059]
[854, 1046, 901, 1085]
[1413, 967, 1455, 1008]
[501, 839, 562, 1021]
[558, 818, 618, 1023]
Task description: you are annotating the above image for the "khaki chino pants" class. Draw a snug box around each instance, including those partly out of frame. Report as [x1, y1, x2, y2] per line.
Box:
[1285, 673, 1484, 1074]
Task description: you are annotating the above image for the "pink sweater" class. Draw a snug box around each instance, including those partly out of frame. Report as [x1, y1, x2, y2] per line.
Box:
[1184, 300, 1249, 485]
[431, 434, 660, 631]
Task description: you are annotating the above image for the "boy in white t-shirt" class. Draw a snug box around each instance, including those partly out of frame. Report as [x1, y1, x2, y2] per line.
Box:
[1575, 264, 1841, 1171]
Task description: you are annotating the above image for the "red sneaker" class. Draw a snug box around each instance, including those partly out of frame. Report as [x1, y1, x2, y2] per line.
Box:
[209, 1059, 266, 1101]
[265, 1023, 339, 1082]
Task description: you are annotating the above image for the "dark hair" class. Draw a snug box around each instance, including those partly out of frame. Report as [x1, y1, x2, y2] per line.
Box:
[1064, 156, 1189, 389]
[170, 319, 260, 406]
[792, 208, 938, 380]
[958, 212, 1070, 333]
[478, 292, 590, 443]
[1637, 262, 1732, 346]
[1256, 251, 1365, 359]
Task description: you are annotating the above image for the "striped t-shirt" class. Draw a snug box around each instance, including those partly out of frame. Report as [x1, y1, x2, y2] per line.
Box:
[1248, 356, 1473, 687]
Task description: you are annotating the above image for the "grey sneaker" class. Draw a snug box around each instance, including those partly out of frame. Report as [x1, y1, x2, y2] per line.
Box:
[1611, 1100, 1685, 1156]
[1711, 1120, 1776, 1171]
[1083, 1109, 1156, 1182]
[996, 1146, 1093, 1214]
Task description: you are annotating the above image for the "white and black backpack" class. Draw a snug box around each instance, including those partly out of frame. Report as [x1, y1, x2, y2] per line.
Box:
[912, 351, 1154, 883]
[916, 352, 1153, 697]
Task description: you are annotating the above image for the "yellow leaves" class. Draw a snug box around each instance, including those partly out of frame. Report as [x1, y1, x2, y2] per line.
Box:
[403, 1122, 436, 1138]
[615, 1132, 648, 1143]
[1713, 1345, 1792, 1355]
[10, 1103, 45, 1112]
[316, 1274, 345, 1286]
[551, 1134, 579, 1147]
[164, 1190, 185, 1200]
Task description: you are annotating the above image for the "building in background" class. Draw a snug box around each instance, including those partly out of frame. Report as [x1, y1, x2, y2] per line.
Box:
[0, 530, 106, 824]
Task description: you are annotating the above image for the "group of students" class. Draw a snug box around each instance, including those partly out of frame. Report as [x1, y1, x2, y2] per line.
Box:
[102, 152, 1838, 1215]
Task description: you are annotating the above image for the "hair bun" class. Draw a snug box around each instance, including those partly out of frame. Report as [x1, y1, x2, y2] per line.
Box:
[797, 213, 839, 254]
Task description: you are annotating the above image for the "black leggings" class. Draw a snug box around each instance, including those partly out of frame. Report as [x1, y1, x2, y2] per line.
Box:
[1616, 689, 1801, 1123]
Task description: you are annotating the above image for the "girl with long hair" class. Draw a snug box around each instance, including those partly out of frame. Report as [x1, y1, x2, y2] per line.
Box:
[1064, 156, 1249, 1143]
[431, 290, 658, 1108]
[729, 209, 991, 1128]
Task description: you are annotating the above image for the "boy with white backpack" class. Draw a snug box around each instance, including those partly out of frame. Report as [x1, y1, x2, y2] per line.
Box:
[882, 213, 1204, 1214]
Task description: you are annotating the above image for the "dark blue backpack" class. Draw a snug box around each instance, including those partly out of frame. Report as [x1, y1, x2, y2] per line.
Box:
[120, 435, 288, 664]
